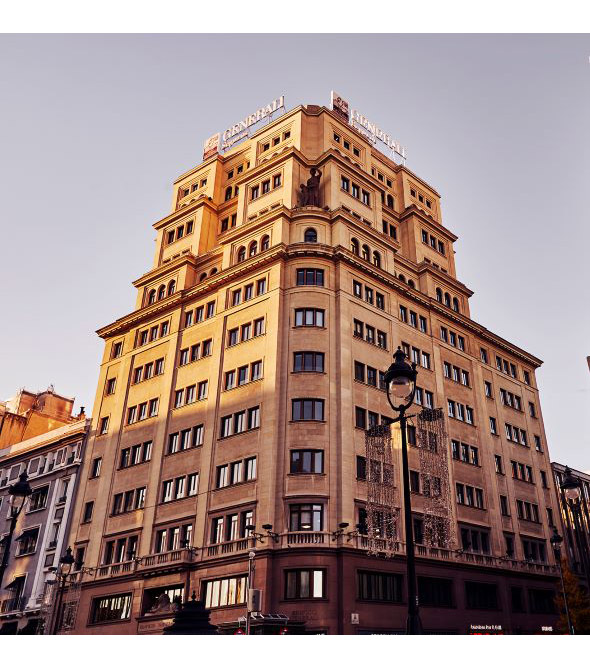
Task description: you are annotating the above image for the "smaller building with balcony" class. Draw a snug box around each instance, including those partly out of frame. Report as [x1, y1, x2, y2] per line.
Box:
[0, 403, 88, 634]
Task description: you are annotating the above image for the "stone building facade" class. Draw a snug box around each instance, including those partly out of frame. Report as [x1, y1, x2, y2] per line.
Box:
[0, 411, 88, 634]
[67, 102, 560, 634]
[552, 462, 590, 592]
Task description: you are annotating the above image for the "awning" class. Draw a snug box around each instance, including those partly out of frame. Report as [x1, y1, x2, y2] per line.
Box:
[16, 528, 37, 541]
[4, 576, 25, 590]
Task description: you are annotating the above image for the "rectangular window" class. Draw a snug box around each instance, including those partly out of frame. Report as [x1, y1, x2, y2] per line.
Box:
[292, 399, 324, 421]
[357, 571, 402, 602]
[285, 569, 325, 600]
[418, 577, 453, 607]
[99, 416, 109, 434]
[296, 269, 324, 286]
[290, 450, 324, 474]
[90, 457, 102, 479]
[289, 504, 324, 532]
[91, 594, 132, 624]
[465, 582, 498, 610]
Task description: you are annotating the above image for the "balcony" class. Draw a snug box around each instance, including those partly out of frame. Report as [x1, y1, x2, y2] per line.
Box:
[139, 548, 195, 570]
[0, 596, 26, 614]
[205, 538, 255, 558]
[281, 531, 329, 547]
[94, 560, 137, 579]
[350, 535, 557, 575]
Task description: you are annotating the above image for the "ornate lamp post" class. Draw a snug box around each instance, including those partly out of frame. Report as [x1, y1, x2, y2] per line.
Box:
[560, 466, 590, 589]
[50, 546, 75, 634]
[384, 346, 422, 635]
[0, 473, 33, 589]
[550, 528, 574, 634]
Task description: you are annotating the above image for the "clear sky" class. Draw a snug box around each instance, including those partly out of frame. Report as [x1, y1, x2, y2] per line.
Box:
[1, 34, 589, 470]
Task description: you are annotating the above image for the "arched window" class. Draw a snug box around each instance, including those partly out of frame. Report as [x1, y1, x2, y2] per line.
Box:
[373, 251, 381, 268]
[361, 244, 370, 261]
[436, 288, 443, 302]
[167, 280, 176, 296]
[304, 228, 317, 243]
[398, 274, 406, 283]
[224, 186, 233, 202]
[237, 246, 246, 263]
[249, 241, 258, 257]
[408, 279, 415, 289]
[261, 235, 270, 251]
[210, 268, 218, 276]
[157, 284, 166, 300]
[386, 194, 394, 208]
[350, 238, 360, 255]
[199, 272, 207, 282]
[444, 292, 451, 307]
[148, 289, 156, 305]
[452, 297, 460, 313]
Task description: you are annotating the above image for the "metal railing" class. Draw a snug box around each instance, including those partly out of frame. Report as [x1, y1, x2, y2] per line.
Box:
[0, 596, 26, 613]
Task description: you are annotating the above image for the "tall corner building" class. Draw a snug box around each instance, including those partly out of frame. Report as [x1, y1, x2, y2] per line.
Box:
[68, 102, 561, 634]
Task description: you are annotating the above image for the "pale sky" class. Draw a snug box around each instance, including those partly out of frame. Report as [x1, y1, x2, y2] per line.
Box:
[1, 34, 589, 469]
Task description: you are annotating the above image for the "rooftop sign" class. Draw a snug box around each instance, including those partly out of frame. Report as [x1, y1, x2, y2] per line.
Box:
[202, 95, 286, 160]
[330, 90, 407, 163]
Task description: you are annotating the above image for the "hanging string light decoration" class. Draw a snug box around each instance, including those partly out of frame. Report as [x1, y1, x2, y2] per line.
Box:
[365, 424, 400, 557]
[416, 408, 455, 549]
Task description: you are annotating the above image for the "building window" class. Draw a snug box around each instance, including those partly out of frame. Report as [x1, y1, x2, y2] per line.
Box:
[418, 577, 453, 607]
[494, 454, 504, 474]
[204, 575, 247, 609]
[83, 501, 94, 523]
[91, 594, 132, 624]
[15, 527, 39, 555]
[522, 538, 546, 562]
[105, 378, 116, 395]
[29, 486, 49, 511]
[219, 406, 260, 438]
[293, 351, 324, 373]
[500, 495, 510, 517]
[285, 569, 325, 600]
[357, 571, 402, 602]
[460, 526, 490, 554]
[304, 228, 317, 243]
[90, 457, 102, 479]
[289, 503, 323, 531]
[120, 441, 152, 468]
[112, 487, 146, 515]
[294, 308, 324, 327]
[296, 268, 324, 286]
[290, 450, 324, 474]
[465, 582, 498, 610]
[99, 416, 109, 435]
[292, 399, 324, 421]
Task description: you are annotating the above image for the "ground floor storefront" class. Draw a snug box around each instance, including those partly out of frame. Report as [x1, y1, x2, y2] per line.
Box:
[65, 547, 560, 635]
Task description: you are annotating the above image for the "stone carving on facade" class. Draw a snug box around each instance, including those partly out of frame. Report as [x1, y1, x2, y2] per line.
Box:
[299, 167, 322, 207]
[146, 593, 181, 616]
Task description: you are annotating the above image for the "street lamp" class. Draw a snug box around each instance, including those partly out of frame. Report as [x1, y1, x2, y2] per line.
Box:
[550, 528, 574, 634]
[384, 346, 422, 635]
[0, 473, 33, 589]
[50, 546, 76, 635]
[560, 466, 590, 589]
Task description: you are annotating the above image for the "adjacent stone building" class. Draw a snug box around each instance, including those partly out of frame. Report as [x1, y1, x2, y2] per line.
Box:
[66, 102, 561, 634]
[552, 462, 590, 592]
[0, 390, 88, 634]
